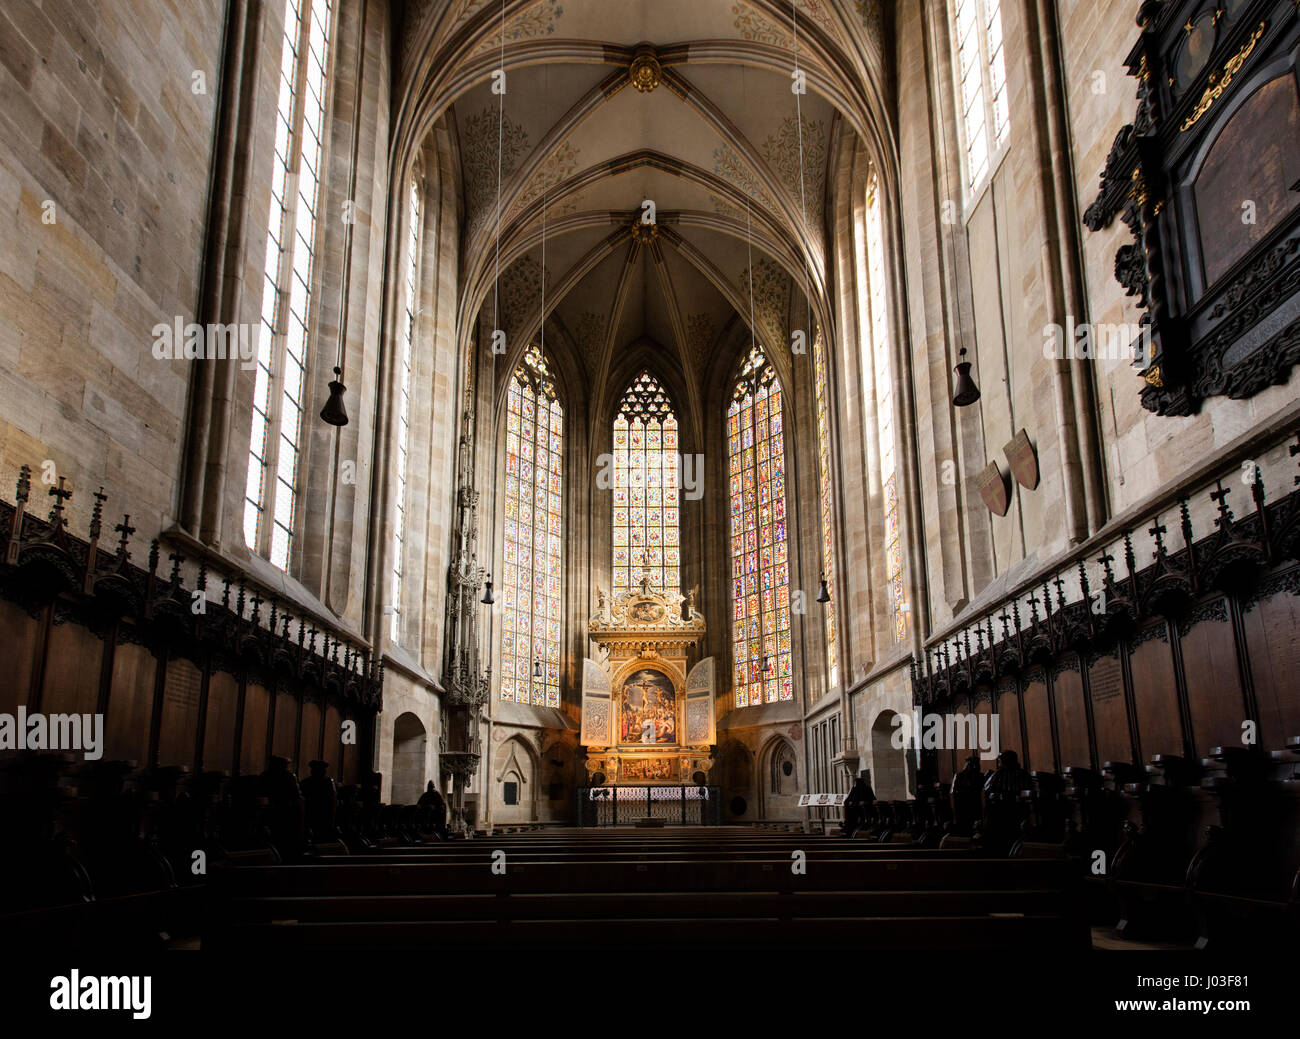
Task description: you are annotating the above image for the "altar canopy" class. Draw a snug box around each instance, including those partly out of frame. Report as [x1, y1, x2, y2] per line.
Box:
[582, 578, 714, 785]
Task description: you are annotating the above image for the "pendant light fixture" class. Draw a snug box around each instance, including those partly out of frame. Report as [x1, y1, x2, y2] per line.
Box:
[951, 348, 981, 406]
[320, 366, 349, 425]
[935, 44, 980, 410]
[481, 0, 506, 616]
[792, 3, 833, 611]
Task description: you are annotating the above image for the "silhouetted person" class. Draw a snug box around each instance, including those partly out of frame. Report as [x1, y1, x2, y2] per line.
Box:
[983, 750, 1031, 853]
[301, 760, 338, 844]
[843, 770, 876, 837]
[951, 755, 985, 835]
[417, 781, 447, 839]
[259, 756, 304, 859]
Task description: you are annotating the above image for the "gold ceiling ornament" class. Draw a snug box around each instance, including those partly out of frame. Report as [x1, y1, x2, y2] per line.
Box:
[629, 45, 662, 93]
[1180, 21, 1267, 132]
[630, 220, 659, 245]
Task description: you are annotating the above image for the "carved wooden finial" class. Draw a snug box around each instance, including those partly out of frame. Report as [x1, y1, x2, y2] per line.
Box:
[114, 515, 135, 559]
[1209, 480, 1233, 526]
[89, 487, 107, 541]
[15, 465, 31, 504]
[1097, 553, 1115, 586]
[1148, 521, 1167, 556]
[47, 476, 73, 527]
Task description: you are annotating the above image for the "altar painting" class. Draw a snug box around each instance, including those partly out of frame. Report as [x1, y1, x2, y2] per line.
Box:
[618, 669, 677, 745]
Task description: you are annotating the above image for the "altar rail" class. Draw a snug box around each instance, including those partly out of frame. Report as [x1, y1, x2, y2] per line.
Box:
[577, 786, 721, 827]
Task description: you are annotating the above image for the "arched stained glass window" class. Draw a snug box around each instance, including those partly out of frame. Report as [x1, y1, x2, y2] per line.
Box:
[612, 371, 679, 597]
[812, 328, 838, 691]
[866, 173, 906, 643]
[245, 0, 335, 571]
[390, 176, 420, 644]
[502, 343, 563, 707]
[727, 348, 792, 708]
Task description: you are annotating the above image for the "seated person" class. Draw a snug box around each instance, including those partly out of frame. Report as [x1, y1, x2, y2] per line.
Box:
[416, 781, 447, 838]
[843, 770, 876, 837]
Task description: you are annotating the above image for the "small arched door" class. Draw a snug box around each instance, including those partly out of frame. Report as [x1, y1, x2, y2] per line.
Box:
[870, 710, 908, 800]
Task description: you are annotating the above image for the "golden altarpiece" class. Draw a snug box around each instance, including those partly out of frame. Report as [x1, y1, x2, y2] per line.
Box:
[581, 577, 716, 785]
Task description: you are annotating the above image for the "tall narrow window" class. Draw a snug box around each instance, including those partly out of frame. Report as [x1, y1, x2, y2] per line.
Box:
[811, 328, 838, 691]
[613, 371, 679, 597]
[390, 177, 421, 643]
[727, 348, 792, 708]
[245, 0, 335, 570]
[502, 344, 563, 708]
[952, 0, 1009, 190]
[866, 175, 906, 643]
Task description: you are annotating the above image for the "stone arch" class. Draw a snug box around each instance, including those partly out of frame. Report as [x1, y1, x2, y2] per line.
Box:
[870, 710, 908, 801]
[720, 740, 754, 819]
[493, 735, 540, 823]
[391, 712, 428, 805]
[758, 735, 799, 819]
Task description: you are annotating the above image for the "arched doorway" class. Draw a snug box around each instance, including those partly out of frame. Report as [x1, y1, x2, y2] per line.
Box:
[391, 712, 427, 805]
[870, 710, 908, 800]
[494, 736, 537, 824]
[758, 737, 799, 818]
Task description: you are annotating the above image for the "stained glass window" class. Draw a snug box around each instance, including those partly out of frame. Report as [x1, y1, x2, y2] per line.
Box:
[613, 371, 679, 598]
[245, 0, 335, 571]
[812, 328, 838, 692]
[866, 175, 906, 643]
[953, 0, 1009, 190]
[390, 177, 420, 644]
[502, 343, 563, 708]
[727, 348, 793, 708]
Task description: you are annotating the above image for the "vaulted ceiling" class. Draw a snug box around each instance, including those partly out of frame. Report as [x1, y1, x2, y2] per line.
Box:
[396, 0, 891, 431]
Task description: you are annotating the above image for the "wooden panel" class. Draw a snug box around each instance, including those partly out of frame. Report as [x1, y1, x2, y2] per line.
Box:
[242, 683, 271, 775]
[157, 656, 202, 768]
[41, 620, 102, 716]
[272, 689, 297, 761]
[1020, 669, 1054, 773]
[105, 640, 155, 763]
[1180, 601, 1244, 755]
[323, 703, 343, 777]
[1128, 626, 1184, 760]
[973, 692, 993, 764]
[1051, 657, 1090, 771]
[1086, 649, 1131, 765]
[995, 682, 1024, 762]
[342, 714, 360, 785]
[935, 742, 955, 785]
[0, 599, 38, 712]
[1194, 74, 1300, 287]
[1242, 584, 1300, 748]
[203, 670, 238, 773]
[298, 699, 322, 771]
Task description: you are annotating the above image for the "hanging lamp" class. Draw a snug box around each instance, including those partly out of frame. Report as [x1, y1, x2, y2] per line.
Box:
[319, 366, 349, 426]
[951, 347, 981, 407]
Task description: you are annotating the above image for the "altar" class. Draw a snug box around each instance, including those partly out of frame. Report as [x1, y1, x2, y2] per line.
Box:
[580, 578, 715, 786]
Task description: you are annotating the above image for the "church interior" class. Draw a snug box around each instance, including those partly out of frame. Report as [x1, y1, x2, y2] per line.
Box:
[1, 0, 1299, 987]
